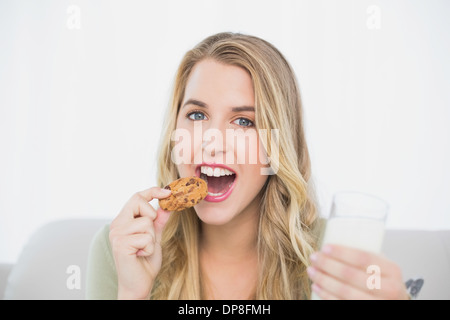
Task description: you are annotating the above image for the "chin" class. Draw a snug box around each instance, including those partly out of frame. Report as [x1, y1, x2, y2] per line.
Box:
[193, 202, 238, 226]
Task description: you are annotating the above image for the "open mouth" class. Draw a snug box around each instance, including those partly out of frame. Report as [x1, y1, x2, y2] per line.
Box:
[197, 164, 237, 201]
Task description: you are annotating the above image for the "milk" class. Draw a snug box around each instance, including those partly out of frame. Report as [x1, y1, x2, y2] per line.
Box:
[310, 216, 386, 300]
[320, 217, 386, 253]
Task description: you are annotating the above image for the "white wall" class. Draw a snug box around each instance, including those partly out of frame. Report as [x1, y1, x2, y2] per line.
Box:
[1, 0, 449, 263]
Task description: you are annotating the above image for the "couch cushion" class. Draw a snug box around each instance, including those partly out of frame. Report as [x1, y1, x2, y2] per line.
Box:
[0, 264, 13, 300]
[383, 229, 450, 300]
[4, 218, 450, 300]
[4, 219, 109, 300]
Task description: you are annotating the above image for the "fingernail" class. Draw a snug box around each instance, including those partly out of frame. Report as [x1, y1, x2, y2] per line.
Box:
[322, 244, 333, 255]
[310, 252, 318, 263]
[160, 188, 171, 195]
[307, 266, 316, 278]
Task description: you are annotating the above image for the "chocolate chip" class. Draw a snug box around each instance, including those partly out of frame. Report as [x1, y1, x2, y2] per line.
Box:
[191, 199, 195, 203]
[164, 185, 171, 190]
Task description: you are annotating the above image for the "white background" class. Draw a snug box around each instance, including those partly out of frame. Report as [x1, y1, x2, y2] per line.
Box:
[1, 0, 449, 263]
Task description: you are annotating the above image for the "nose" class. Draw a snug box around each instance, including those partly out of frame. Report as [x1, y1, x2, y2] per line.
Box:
[202, 128, 225, 159]
[200, 119, 234, 163]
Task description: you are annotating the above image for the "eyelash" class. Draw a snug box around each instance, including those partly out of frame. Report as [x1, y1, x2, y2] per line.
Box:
[187, 110, 207, 121]
[186, 110, 254, 127]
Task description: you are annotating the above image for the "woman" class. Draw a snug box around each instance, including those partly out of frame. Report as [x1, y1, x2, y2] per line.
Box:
[86, 32, 408, 300]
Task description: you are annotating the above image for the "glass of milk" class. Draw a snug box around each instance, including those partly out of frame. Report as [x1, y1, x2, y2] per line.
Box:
[310, 191, 389, 300]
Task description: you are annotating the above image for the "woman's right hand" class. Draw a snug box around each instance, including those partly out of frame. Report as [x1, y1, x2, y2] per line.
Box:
[109, 187, 172, 299]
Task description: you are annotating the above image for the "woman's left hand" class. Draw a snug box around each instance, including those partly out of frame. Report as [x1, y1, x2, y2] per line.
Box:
[307, 244, 410, 300]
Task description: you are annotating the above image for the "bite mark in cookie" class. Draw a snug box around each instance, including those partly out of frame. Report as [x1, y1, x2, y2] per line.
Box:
[158, 176, 208, 211]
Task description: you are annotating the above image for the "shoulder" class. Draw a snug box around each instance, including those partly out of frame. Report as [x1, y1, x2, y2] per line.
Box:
[88, 224, 115, 267]
[85, 223, 118, 299]
[90, 224, 113, 259]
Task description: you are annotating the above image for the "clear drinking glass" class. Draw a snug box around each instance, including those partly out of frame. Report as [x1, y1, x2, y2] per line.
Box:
[310, 191, 389, 300]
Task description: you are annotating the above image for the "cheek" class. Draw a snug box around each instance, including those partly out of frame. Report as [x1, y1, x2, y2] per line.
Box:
[173, 121, 203, 175]
[232, 130, 269, 166]
[237, 138, 270, 187]
[237, 160, 268, 204]
[256, 138, 270, 166]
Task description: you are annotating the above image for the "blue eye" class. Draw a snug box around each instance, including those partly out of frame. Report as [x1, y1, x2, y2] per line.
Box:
[188, 112, 206, 121]
[233, 118, 254, 127]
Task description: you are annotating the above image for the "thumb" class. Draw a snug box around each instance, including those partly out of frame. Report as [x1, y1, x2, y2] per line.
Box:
[154, 207, 172, 244]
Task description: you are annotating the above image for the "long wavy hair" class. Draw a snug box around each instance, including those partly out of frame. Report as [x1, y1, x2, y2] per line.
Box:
[151, 32, 319, 299]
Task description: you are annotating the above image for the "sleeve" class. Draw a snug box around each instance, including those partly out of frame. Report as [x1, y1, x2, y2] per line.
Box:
[85, 223, 118, 300]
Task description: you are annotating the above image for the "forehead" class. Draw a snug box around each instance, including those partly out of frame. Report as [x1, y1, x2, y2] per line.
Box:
[183, 59, 255, 109]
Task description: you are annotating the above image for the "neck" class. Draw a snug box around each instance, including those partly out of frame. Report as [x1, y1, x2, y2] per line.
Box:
[198, 202, 260, 300]
[199, 208, 259, 262]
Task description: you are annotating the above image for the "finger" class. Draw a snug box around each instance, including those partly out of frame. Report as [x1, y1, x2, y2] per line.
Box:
[310, 251, 409, 299]
[136, 248, 154, 257]
[311, 283, 338, 300]
[154, 207, 172, 244]
[307, 266, 376, 300]
[115, 189, 169, 224]
[130, 187, 171, 220]
[110, 216, 155, 239]
[131, 195, 158, 219]
[119, 233, 155, 256]
[320, 244, 393, 272]
[138, 187, 172, 202]
[310, 251, 373, 292]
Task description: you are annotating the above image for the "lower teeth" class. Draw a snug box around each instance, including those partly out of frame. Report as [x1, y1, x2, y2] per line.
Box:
[208, 192, 225, 196]
[207, 182, 234, 197]
[201, 174, 235, 197]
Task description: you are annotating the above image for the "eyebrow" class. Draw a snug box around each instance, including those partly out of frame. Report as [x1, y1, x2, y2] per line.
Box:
[182, 99, 255, 113]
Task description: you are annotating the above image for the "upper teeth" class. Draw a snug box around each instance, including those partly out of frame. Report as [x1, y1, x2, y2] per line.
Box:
[201, 166, 235, 177]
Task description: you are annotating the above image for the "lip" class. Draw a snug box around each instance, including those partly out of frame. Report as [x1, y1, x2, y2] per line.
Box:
[195, 163, 237, 202]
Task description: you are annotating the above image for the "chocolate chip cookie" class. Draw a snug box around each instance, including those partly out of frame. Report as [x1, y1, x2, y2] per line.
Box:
[158, 176, 208, 211]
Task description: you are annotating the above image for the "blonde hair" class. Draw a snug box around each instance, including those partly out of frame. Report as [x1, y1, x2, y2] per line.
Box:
[152, 32, 319, 299]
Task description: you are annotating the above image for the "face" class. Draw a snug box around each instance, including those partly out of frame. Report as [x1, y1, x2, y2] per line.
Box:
[174, 59, 269, 226]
